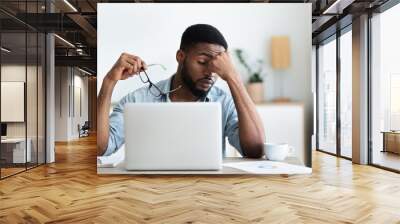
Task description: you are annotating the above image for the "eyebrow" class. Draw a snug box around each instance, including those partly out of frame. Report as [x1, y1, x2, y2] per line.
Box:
[197, 52, 214, 58]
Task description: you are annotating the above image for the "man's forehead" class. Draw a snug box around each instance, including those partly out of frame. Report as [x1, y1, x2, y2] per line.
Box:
[192, 43, 225, 57]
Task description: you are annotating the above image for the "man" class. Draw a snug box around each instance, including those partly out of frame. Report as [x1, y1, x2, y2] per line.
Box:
[97, 24, 265, 158]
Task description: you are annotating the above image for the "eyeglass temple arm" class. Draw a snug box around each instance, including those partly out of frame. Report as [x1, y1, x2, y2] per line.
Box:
[146, 63, 167, 70]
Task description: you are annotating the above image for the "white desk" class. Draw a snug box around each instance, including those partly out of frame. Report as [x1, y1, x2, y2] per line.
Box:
[1, 138, 31, 163]
[97, 157, 312, 175]
[226, 103, 306, 164]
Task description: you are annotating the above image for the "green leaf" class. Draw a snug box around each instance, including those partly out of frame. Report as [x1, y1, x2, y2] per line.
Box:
[249, 73, 263, 83]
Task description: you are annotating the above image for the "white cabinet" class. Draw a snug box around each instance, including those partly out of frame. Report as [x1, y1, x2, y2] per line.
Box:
[226, 103, 305, 165]
[1, 138, 32, 163]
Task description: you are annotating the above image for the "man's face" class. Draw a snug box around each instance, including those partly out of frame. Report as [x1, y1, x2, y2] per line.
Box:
[179, 43, 225, 98]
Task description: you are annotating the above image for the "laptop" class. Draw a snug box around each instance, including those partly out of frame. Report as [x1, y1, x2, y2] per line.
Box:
[123, 102, 222, 170]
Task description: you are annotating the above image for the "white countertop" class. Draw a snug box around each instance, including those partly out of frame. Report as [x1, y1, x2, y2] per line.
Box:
[97, 157, 312, 175]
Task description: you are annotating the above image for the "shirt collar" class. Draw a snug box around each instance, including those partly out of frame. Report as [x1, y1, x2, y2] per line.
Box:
[162, 75, 211, 102]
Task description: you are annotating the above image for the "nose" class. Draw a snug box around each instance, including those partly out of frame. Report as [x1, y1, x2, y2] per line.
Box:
[203, 73, 217, 84]
[203, 72, 214, 80]
[204, 66, 214, 77]
[203, 69, 212, 77]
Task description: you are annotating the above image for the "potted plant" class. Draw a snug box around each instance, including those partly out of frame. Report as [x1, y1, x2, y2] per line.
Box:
[234, 49, 265, 103]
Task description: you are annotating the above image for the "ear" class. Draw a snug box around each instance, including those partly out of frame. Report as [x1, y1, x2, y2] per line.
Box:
[176, 49, 185, 64]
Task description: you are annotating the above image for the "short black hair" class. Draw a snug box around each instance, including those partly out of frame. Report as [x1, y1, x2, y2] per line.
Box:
[179, 24, 228, 51]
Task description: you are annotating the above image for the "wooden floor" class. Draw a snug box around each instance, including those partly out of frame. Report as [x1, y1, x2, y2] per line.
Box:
[1, 135, 400, 224]
[1, 167, 26, 178]
[372, 151, 400, 171]
[1, 163, 45, 178]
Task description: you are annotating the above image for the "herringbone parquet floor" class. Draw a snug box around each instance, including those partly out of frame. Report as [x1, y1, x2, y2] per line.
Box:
[1, 135, 400, 224]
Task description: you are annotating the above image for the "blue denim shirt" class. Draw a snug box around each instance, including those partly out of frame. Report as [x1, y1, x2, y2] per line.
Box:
[104, 75, 243, 157]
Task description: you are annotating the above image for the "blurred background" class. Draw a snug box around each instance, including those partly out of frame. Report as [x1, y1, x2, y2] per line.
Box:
[97, 3, 312, 166]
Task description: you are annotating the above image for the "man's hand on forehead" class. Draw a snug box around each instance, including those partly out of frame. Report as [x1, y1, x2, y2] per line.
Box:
[209, 49, 226, 58]
[207, 50, 239, 81]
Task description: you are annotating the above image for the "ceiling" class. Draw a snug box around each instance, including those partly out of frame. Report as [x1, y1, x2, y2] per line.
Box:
[0, 0, 392, 75]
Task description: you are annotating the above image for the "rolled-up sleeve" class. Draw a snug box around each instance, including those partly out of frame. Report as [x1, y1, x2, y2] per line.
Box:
[103, 94, 135, 156]
[224, 97, 243, 156]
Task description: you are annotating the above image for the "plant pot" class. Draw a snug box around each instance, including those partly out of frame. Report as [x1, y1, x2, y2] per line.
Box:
[246, 82, 264, 104]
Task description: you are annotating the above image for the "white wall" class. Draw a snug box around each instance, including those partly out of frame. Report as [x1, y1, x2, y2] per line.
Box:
[1, 65, 40, 137]
[72, 73, 89, 138]
[1, 64, 46, 163]
[98, 3, 311, 102]
[55, 67, 89, 141]
[55, 67, 68, 141]
[97, 3, 313, 165]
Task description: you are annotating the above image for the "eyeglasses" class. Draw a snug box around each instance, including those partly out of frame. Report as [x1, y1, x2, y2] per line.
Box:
[138, 64, 182, 97]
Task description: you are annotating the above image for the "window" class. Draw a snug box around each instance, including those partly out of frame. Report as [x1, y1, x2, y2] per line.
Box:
[390, 74, 400, 130]
[340, 29, 352, 158]
[0, 1, 47, 179]
[370, 2, 400, 171]
[318, 37, 337, 154]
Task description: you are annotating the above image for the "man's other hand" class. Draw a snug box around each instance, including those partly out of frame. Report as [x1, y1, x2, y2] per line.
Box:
[105, 53, 147, 82]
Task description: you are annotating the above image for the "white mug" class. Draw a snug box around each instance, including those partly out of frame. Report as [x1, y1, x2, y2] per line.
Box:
[264, 143, 294, 161]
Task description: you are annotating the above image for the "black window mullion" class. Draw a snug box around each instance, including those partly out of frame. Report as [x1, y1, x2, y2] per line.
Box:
[25, 0, 28, 171]
[44, 31, 47, 164]
[336, 29, 341, 157]
[43, 0, 47, 165]
[367, 11, 373, 165]
[316, 45, 320, 151]
[36, 0, 39, 168]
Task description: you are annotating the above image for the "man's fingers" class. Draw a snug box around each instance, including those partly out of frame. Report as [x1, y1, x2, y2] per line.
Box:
[121, 61, 136, 75]
[135, 58, 143, 71]
[113, 53, 148, 81]
[142, 61, 148, 70]
[123, 55, 136, 64]
[124, 54, 146, 71]
[124, 57, 146, 75]
[134, 63, 140, 74]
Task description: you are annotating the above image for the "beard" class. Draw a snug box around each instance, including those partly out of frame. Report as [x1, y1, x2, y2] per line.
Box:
[180, 60, 214, 98]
